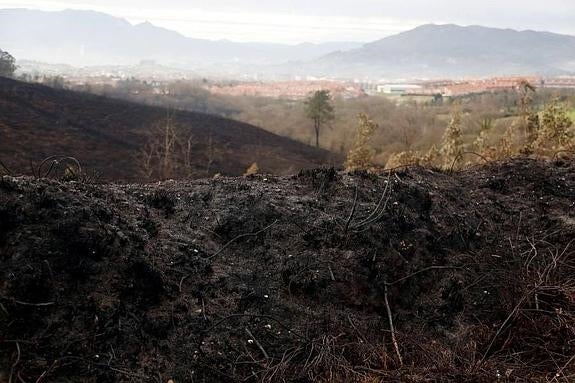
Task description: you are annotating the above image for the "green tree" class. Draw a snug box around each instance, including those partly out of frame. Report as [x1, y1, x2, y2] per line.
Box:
[0, 49, 17, 78]
[304, 90, 335, 148]
[534, 99, 574, 153]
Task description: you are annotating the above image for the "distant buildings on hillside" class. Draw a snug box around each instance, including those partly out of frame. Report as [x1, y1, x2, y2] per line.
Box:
[16, 59, 575, 100]
[544, 77, 575, 89]
[373, 76, 575, 97]
[411, 77, 543, 97]
[376, 84, 423, 95]
[208, 81, 366, 100]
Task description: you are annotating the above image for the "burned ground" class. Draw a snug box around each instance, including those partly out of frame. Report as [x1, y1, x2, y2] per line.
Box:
[1, 158, 574, 382]
[0, 77, 336, 181]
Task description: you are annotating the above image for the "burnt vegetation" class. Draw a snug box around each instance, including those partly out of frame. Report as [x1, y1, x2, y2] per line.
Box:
[0, 77, 337, 181]
[1, 158, 574, 382]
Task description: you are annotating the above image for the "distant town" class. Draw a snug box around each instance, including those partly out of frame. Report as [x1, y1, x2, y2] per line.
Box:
[208, 76, 575, 99]
[16, 60, 575, 101]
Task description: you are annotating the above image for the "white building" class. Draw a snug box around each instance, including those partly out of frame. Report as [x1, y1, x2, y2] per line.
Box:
[376, 84, 422, 95]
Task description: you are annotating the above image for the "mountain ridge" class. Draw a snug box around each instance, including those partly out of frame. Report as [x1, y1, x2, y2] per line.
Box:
[0, 8, 362, 68]
[2, 9, 575, 78]
[303, 23, 575, 78]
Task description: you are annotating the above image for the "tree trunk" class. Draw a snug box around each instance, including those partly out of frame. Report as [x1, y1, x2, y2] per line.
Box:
[315, 119, 320, 148]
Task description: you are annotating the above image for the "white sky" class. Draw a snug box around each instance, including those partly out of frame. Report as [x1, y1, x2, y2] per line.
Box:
[1, 0, 574, 44]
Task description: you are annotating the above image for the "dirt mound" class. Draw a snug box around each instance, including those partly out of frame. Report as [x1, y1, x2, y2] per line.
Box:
[0, 77, 337, 181]
[1, 158, 575, 382]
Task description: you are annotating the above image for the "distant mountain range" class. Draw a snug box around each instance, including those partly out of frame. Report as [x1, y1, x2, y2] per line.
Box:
[1, 8, 575, 79]
[0, 8, 361, 69]
[302, 24, 575, 78]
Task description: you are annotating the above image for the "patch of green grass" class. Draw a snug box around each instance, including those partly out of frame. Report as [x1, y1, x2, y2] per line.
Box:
[568, 109, 575, 122]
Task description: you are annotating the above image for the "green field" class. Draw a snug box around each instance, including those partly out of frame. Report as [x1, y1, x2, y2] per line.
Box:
[568, 109, 575, 122]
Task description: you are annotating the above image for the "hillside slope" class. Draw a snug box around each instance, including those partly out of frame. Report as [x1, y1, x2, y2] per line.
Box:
[0, 77, 336, 181]
[306, 24, 575, 78]
[1, 159, 574, 381]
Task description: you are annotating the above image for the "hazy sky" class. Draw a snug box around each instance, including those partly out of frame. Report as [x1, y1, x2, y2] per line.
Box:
[1, 0, 574, 43]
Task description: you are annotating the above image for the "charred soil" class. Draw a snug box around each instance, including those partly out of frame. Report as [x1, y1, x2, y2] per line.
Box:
[0, 77, 336, 181]
[1, 158, 575, 382]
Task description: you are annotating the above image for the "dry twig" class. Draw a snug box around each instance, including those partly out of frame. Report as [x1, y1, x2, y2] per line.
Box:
[245, 327, 270, 361]
[344, 185, 359, 234]
[0, 295, 54, 307]
[8, 342, 20, 383]
[207, 220, 278, 260]
[383, 282, 403, 367]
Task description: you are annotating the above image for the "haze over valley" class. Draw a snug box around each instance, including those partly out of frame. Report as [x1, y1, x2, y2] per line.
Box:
[3, 8, 575, 79]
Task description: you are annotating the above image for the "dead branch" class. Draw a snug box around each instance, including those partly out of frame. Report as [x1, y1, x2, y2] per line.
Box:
[449, 151, 490, 173]
[352, 172, 392, 230]
[8, 342, 20, 383]
[36, 155, 83, 178]
[0, 295, 55, 307]
[245, 327, 270, 361]
[0, 158, 12, 175]
[328, 266, 336, 281]
[481, 289, 534, 363]
[36, 359, 59, 383]
[346, 314, 368, 343]
[344, 185, 358, 234]
[383, 282, 403, 367]
[104, 366, 150, 380]
[202, 298, 207, 321]
[386, 266, 467, 286]
[207, 220, 278, 260]
[553, 353, 575, 382]
[178, 275, 190, 293]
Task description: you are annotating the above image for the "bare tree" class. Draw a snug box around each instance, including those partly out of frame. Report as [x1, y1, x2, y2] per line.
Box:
[205, 130, 214, 176]
[161, 110, 177, 179]
[183, 133, 195, 177]
[138, 109, 179, 180]
[517, 80, 538, 147]
[137, 142, 156, 180]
